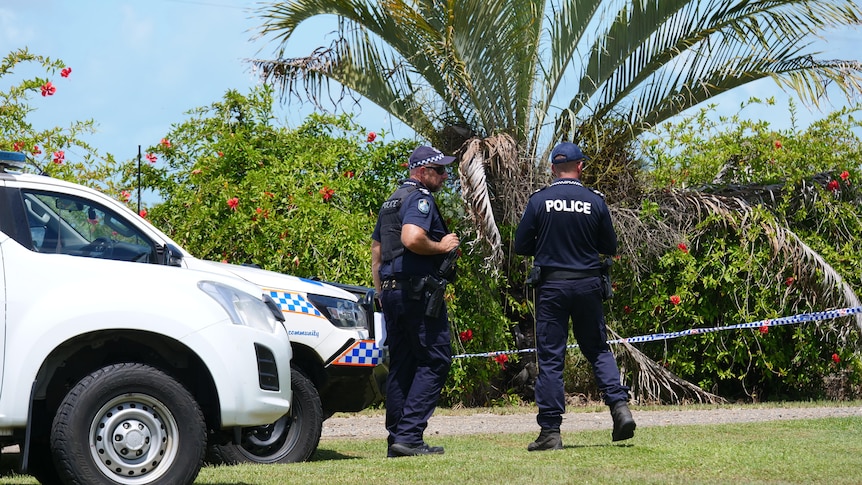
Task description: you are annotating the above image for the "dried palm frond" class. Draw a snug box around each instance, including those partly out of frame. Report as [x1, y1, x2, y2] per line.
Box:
[457, 133, 530, 269]
[610, 327, 726, 405]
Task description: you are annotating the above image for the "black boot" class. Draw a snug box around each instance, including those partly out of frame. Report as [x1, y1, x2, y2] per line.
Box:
[527, 428, 562, 451]
[610, 401, 636, 442]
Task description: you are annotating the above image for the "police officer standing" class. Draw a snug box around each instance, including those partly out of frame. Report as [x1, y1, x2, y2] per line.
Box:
[371, 145, 460, 457]
[514, 142, 635, 451]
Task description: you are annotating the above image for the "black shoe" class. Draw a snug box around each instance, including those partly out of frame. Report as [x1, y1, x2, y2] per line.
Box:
[527, 428, 562, 451]
[610, 401, 636, 442]
[388, 442, 445, 457]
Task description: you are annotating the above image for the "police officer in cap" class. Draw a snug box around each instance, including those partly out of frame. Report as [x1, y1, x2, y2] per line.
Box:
[514, 141, 635, 451]
[371, 145, 460, 457]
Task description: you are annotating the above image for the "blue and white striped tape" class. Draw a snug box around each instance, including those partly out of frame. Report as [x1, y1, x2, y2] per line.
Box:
[452, 306, 862, 360]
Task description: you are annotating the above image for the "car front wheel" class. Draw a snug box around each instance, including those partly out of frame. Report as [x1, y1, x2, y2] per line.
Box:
[208, 367, 323, 464]
[50, 363, 206, 484]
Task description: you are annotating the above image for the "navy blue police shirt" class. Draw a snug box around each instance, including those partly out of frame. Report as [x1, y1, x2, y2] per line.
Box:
[514, 178, 617, 271]
[372, 179, 449, 280]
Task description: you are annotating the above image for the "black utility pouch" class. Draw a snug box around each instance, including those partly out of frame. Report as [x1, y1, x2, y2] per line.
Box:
[409, 276, 427, 300]
[526, 266, 542, 288]
[600, 258, 614, 301]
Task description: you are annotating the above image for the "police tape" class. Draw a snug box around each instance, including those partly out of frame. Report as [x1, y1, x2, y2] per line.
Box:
[452, 305, 862, 360]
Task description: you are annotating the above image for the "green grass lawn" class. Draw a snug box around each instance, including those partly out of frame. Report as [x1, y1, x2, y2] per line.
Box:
[2, 413, 859, 484]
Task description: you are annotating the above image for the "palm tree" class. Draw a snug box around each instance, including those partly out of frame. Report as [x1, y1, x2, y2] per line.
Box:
[250, 0, 862, 402]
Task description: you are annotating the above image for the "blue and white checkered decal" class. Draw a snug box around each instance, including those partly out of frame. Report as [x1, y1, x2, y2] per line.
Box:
[333, 340, 383, 366]
[268, 290, 323, 318]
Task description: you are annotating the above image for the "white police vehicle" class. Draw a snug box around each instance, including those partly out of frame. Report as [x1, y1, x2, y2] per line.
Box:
[0, 150, 294, 484]
[0, 151, 386, 465]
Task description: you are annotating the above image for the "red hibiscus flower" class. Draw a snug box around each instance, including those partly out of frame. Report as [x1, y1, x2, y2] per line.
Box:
[120, 190, 131, 202]
[669, 295, 681, 306]
[217, 151, 224, 157]
[32, 145, 42, 155]
[320, 187, 335, 202]
[12, 141, 24, 152]
[459, 329, 474, 342]
[60, 67, 72, 78]
[160, 138, 171, 148]
[624, 305, 632, 314]
[367, 132, 377, 142]
[227, 197, 239, 210]
[41, 82, 56, 96]
[344, 170, 355, 178]
[759, 325, 768, 335]
[827, 180, 839, 192]
[840, 170, 850, 181]
[52, 150, 64, 164]
[139, 209, 148, 218]
[773, 140, 782, 149]
[677, 243, 688, 253]
[145, 153, 157, 163]
[785, 276, 795, 286]
[832, 353, 841, 364]
[493, 353, 508, 368]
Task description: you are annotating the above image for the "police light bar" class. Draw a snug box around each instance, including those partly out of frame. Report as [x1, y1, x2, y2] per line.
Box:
[0, 151, 26, 171]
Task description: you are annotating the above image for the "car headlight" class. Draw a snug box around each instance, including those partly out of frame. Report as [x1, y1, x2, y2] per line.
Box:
[199, 281, 280, 333]
[306, 294, 368, 329]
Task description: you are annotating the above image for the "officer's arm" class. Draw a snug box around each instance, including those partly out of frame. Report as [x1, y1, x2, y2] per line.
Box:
[514, 205, 537, 256]
[371, 239, 382, 295]
[402, 224, 459, 255]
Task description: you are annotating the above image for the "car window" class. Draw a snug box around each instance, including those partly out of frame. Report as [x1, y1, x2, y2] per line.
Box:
[23, 190, 157, 263]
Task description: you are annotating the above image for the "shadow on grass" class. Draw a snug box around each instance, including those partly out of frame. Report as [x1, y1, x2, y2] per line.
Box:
[309, 448, 361, 461]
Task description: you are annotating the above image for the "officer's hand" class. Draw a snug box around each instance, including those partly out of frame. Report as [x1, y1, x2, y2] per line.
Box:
[441, 233, 459, 253]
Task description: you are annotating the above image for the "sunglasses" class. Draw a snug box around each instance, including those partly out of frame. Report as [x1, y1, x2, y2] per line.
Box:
[424, 165, 447, 174]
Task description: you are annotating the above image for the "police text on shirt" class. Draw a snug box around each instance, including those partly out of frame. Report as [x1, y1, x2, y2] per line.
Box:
[544, 199, 592, 214]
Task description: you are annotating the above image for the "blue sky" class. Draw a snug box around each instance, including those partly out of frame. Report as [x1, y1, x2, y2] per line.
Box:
[1, 0, 860, 164]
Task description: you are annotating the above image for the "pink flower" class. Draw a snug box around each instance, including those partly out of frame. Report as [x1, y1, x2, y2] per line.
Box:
[12, 141, 24, 152]
[32, 145, 42, 155]
[785, 276, 795, 286]
[773, 140, 782, 149]
[759, 325, 768, 335]
[832, 353, 841, 364]
[459, 329, 473, 342]
[40, 82, 56, 96]
[669, 295, 681, 306]
[145, 153, 157, 163]
[227, 197, 239, 210]
[677, 243, 688, 253]
[827, 180, 839, 192]
[367, 132, 377, 142]
[120, 190, 131, 202]
[160, 138, 171, 148]
[52, 150, 64, 164]
[60, 67, 72, 78]
[139, 209, 148, 218]
[840, 170, 850, 181]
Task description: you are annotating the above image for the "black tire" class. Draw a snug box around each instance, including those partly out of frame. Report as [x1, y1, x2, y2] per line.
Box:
[207, 367, 322, 464]
[50, 363, 206, 485]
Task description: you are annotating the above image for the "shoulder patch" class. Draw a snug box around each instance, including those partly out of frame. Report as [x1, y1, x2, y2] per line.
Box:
[417, 198, 431, 214]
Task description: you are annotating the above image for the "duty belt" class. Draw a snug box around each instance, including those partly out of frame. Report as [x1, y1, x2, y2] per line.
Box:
[543, 269, 600, 281]
[381, 279, 405, 291]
